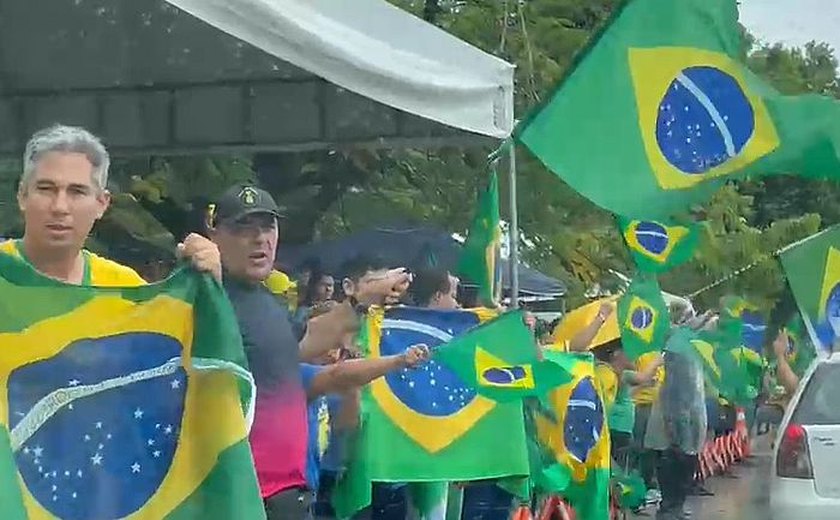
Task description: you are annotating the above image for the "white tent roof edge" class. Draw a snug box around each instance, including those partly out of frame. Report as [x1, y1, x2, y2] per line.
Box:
[164, 0, 516, 139]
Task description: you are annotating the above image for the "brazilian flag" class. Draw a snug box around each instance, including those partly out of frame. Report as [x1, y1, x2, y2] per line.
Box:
[780, 225, 840, 354]
[616, 276, 669, 360]
[333, 307, 529, 517]
[618, 217, 699, 273]
[457, 169, 501, 305]
[434, 310, 574, 402]
[786, 316, 817, 377]
[516, 0, 840, 218]
[716, 295, 751, 349]
[529, 352, 610, 520]
[0, 255, 263, 519]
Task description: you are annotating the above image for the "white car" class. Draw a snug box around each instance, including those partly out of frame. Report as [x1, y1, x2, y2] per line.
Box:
[770, 352, 840, 519]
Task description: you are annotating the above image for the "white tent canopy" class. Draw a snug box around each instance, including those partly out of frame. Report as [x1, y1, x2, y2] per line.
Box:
[166, 0, 515, 138]
[0, 0, 515, 155]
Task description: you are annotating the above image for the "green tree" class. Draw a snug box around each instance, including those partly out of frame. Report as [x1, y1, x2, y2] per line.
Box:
[3, 0, 837, 309]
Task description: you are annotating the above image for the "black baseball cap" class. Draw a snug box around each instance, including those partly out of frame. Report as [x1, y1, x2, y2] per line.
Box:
[208, 184, 284, 228]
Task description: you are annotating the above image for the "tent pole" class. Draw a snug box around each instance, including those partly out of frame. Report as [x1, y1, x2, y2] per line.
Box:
[508, 143, 520, 309]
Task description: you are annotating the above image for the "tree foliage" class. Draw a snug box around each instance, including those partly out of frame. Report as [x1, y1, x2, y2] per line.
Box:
[1, 1, 838, 310]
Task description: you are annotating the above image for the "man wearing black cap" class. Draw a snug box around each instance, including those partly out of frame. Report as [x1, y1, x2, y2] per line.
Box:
[207, 184, 420, 520]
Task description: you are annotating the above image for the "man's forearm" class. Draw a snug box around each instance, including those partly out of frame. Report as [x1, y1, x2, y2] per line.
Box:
[308, 356, 406, 398]
[568, 319, 603, 351]
[776, 357, 800, 395]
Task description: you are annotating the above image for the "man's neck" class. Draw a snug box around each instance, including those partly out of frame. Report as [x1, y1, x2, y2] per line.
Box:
[20, 238, 85, 284]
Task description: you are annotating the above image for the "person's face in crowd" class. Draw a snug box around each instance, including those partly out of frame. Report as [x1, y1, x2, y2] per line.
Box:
[18, 151, 109, 256]
[429, 274, 460, 309]
[343, 268, 390, 305]
[210, 213, 278, 284]
[315, 274, 335, 302]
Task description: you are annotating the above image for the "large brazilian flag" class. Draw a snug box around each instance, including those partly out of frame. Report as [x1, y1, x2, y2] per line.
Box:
[0, 255, 263, 519]
[333, 307, 529, 517]
[780, 225, 840, 354]
[529, 352, 610, 520]
[516, 0, 840, 218]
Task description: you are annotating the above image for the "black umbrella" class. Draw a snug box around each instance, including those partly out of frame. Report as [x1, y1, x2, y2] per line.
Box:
[276, 224, 565, 298]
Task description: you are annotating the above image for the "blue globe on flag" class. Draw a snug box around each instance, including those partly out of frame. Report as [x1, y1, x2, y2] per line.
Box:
[816, 283, 840, 350]
[564, 376, 604, 464]
[8, 333, 187, 520]
[631, 306, 655, 332]
[379, 311, 479, 417]
[634, 222, 670, 256]
[656, 66, 755, 174]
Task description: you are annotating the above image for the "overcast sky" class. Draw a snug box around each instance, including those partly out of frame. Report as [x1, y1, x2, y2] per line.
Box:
[739, 0, 840, 53]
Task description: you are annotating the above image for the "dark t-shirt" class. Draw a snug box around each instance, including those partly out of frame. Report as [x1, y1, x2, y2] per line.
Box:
[224, 276, 311, 498]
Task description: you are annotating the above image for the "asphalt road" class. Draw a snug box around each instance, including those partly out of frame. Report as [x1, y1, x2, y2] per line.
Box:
[633, 446, 772, 520]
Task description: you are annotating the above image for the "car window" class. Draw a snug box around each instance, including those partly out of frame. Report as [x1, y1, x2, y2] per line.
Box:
[792, 363, 840, 425]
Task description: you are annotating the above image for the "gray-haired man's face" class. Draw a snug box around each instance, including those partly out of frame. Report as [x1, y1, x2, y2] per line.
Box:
[17, 151, 110, 254]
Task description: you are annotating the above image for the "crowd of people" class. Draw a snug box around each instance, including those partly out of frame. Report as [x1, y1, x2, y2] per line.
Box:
[0, 124, 798, 520]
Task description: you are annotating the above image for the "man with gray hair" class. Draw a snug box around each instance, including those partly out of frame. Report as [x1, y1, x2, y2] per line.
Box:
[1, 124, 220, 286]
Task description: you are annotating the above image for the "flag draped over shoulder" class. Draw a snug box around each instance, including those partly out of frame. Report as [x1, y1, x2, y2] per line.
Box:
[457, 169, 501, 305]
[0, 255, 263, 520]
[434, 310, 574, 401]
[529, 352, 610, 520]
[333, 307, 529, 518]
[618, 218, 699, 273]
[516, 0, 840, 218]
[616, 276, 669, 360]
[780, 225, 840, 353]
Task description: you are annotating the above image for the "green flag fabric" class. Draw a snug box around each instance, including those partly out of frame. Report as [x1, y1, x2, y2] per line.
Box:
[0, 255, 264, 519]
[618, 217, 699, 272]
[617, 275, 669, 360]
[780, 225, 840, 353]
[516, 0, 840, 218]
[0, 428, 26, 520]
[611, 466, 647, 511]
[333, 307, 529, 518]
[434, 310, 574, 401]
[457, 169, 501, 305]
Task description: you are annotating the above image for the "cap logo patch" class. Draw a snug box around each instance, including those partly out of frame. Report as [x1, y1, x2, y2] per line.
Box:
[205, 203, 217, 229]
[239, 187, 259, 206]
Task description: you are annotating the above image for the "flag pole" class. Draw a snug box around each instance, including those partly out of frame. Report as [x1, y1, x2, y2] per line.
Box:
[508, 140, 520, 309]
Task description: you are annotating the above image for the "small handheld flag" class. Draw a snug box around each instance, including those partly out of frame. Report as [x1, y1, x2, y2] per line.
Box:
[617, 276, 669, 360]
[618, 217, 699, 272]
[434, 310, 574, 401]
[457, 169, 501, 306]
